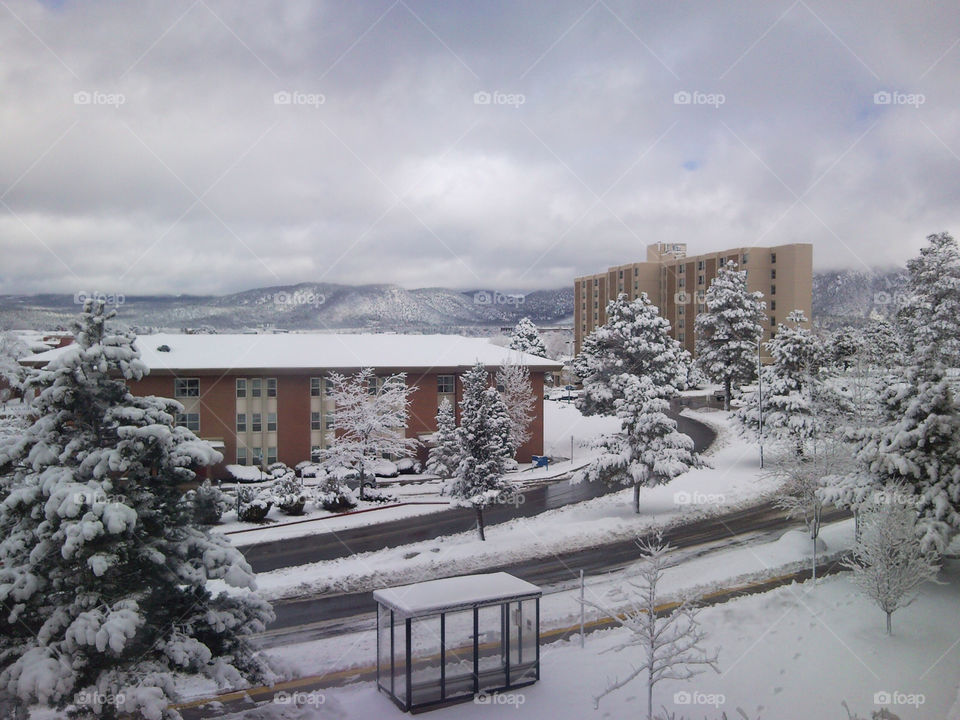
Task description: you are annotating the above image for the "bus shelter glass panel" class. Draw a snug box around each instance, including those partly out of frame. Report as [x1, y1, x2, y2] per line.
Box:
[409, 616, 443, 707]
[511, 598, 538, 685]
[476, 604, 507, 691]
[393, 612, 406, 705]
[443, 609, 475, 699]
[377, 605, 391, 694]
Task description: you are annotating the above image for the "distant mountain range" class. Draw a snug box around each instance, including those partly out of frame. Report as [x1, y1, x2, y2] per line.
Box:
[0, 283, 574, 333]
[0, 269, 907, 333]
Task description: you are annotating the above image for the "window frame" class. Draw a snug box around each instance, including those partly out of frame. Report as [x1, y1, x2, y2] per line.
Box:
[251, 413, 262, 433]
[174, 378, 199, 398]
[236, 378, 246, 398]
[236, 413, 247, 433]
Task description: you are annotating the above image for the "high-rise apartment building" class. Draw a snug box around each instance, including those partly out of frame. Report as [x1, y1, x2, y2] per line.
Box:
[573, 243, 813, 358]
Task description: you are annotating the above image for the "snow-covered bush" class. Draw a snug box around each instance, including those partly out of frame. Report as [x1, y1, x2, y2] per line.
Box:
[272, 473, 308, 516]
[396, 457, 421, 474]
[315, 471, 358, 512]
[183, 479, 229, 525]
[236, 487, 274, 522]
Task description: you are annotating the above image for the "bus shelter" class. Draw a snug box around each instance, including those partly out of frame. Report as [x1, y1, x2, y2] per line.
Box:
[374, 572, 541, 712]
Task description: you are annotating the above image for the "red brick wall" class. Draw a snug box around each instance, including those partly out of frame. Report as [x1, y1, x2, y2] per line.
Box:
[516, 371, 545, 462]
[277, 375, 310, 469]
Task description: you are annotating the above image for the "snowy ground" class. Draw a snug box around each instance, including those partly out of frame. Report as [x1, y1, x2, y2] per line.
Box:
[208, 550, 960, 720]
[234, 408, 772, 601]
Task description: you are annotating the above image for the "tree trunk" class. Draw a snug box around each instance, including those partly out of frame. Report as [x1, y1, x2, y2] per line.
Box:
[647, 676, 653, 720]
[886, 611, 892, 635]
[476, 506, 486, 541]
[633, 484, 641, 514]
[724, 377, 731, 412]
[811, 534, 817, 585]
[358, 468, 366, 502]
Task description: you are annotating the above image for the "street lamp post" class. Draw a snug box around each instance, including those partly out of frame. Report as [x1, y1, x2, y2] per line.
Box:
[757, 336, 764, 469]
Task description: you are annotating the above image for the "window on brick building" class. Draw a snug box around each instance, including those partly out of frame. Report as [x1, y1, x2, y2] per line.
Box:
[267, 413, 277, 432]
[267, 378, 277, 397]
[175, 413, 200, 432]
[236, 447, 247, 465]
[174, 378, 199, 397]
[236, 413, 246, 432]
[236, 378, 246, 397]
[251, 378, 262, 398]
[438, 375, 455, 394]
[311, 412, 322, 430]
[252, 413, 262, 432]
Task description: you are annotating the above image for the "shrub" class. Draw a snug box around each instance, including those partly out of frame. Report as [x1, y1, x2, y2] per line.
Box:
[236, 487, 273, 523]
[273, 473, 309, 516]
[183, 480, 228, 525]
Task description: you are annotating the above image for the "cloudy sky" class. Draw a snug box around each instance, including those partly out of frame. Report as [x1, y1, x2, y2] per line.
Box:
[1, 0, 958, 296]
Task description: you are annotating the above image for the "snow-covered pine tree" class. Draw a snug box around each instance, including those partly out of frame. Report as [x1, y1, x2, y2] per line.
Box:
[0, 331, 28, 404]
[447, 363, 514, 540]
[509, 317, 548, 358]
[694, 261, 766, 410]
[861, 311, 902, 371]
[586, 535, 719, 720]
[827, 326, 863, 372]
[843, 485, 941, 635]
[320, 368, 418, 501]
[575, 374, 704, 514]
[736, 310, 827, 455]
[0, 301, 273, 720]
[496, 361, 535, 458]
[896, 231, 960, 369]
[573, 293, 688, 418]
[426, 398, 460, 479]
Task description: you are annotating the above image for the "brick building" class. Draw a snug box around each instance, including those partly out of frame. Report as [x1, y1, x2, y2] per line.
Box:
[27, 333, 560, 479]
[574, 242, 813, 358]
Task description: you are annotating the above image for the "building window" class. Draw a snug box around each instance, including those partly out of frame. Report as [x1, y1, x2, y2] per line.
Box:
[771, 269, 777, 279]
[771, 300, 776, 311]
[324, 376, 334, 394]
[438, 375, 455, 394]
[742, 253, 748, 265]
[678, 332, 685, 343]
[311, 445, 322, 461]
[325, 413, 335, 430]
[174, 378, 199, 398]
[251, 378, 262, 398]
[310, 377, 321, 397]
[697, 260, 704, 271]
[267, 378, 277, 397]
[236, 447, 247, 465]
[771, 252, 777, 263]
[770, 315, 777, 326]
[697, 303, 705, 313]
[267, 447, 277, 465]
[311, 411, 322, 430]
[236, 413, 246, 432]
[678, 305, 685, 315]
[251, 413, 262, 433]
[618, 270, 623, 279]
[175, 413, 200, 432]
[252, 447, 263, 465]
[698, 275, 704, 285]
[677, 264, 685, 274]
[367, 376, 379, 395]
[678, 277, 685, 288]
[771, 284, 776, 295]
[678, 319, 685, 329]
[236, 378, 246, 398]
[634, 267, 639, 276]
[267, 412, 277, 432]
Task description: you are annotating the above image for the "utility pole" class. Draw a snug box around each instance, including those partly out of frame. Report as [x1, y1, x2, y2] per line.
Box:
[757, 336, 764, 469]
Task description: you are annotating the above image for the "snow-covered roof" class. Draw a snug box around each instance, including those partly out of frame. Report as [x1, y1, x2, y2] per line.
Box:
[373, 572, 541, 617]
[25, 333, 562, 373]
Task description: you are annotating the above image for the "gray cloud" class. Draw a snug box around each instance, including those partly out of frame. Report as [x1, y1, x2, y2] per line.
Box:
[1, 0, 958, 295]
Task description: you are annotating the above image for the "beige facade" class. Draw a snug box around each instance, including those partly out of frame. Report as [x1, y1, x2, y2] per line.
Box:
[574, 243, 813, 359]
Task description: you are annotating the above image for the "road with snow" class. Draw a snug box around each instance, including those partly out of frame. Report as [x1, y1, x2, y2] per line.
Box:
[259, 501, 851, 645]
[238, 413, 716, 572]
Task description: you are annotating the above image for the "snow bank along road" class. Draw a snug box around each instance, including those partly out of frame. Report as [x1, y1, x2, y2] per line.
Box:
[238, 413, 716, 573]
[262, 500, 852, 644]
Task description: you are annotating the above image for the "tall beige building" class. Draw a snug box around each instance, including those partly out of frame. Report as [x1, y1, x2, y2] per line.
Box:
[573, 242, 813, 359]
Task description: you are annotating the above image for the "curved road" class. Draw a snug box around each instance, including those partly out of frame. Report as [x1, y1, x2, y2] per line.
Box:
[240, 412, 716, 573]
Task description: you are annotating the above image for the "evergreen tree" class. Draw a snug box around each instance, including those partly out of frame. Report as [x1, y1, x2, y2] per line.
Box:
[0, 301, 273, 720]
[573, 293, 688, 417]
[447, 364, 514, 540]
[861, 311, 902, 371]
[896, 231, 960, 368]
[509, 317, 548, 358]
[575, 374, 703, 514]
[426, 398, 460, 479]
[694, 261, 766, 410]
